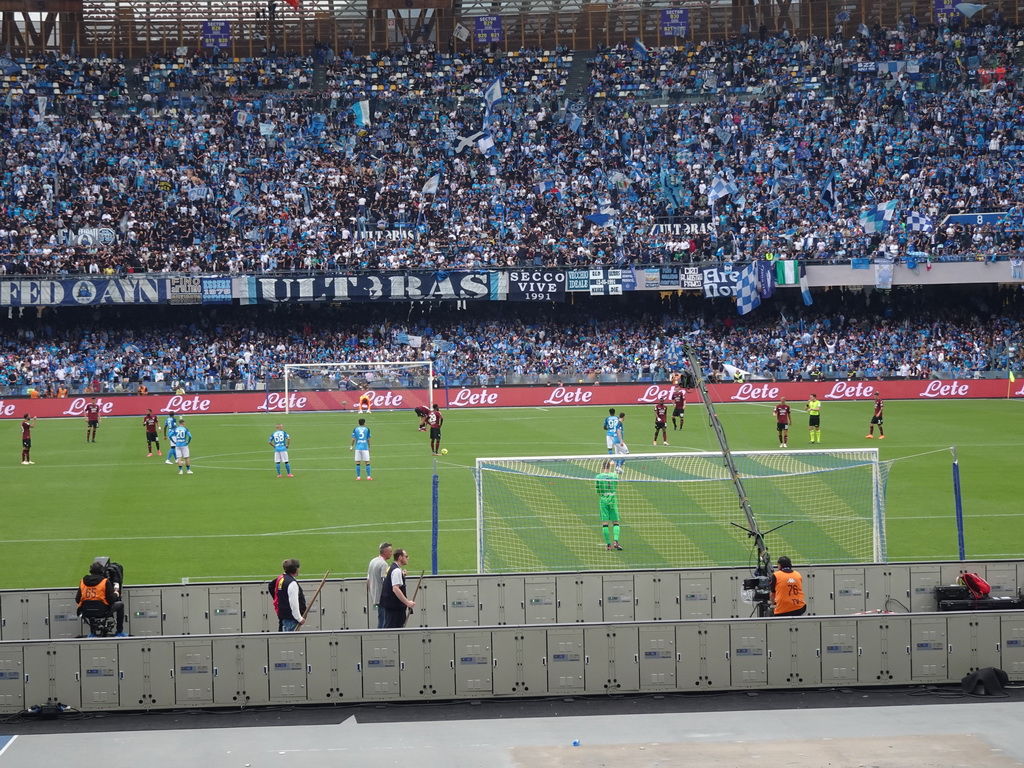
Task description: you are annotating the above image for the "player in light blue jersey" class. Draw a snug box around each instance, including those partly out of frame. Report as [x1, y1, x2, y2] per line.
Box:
[171, 418, 193, 475]
[269, 424, 292, 478]
[163, 412, 178, 465]
[602, 408, 620, 455]
[613, 412, 629, 472]
[350, 418, 372, 480]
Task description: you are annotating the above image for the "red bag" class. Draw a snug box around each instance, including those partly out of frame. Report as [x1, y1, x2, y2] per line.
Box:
[958, 573, 991, 599]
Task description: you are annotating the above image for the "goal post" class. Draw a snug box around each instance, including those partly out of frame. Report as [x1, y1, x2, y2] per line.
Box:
[475, 448, 888, 574]
[281, 361, 434, 415]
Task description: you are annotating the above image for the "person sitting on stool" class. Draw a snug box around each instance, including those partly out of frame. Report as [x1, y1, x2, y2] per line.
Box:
[76, 561, 126, 637]
[770, 555, 806, 617]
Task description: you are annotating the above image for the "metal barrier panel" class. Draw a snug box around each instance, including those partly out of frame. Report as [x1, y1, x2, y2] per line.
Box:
[637, 624, 676, 691]
[555, 574, 603, 624]
[985, 564, 1019, 598]
[173, 640, 214, 705]
[209, 587, 243, 635]
[491, 628, 546, 697]
[0, 644, 23, 711]
[117, 639, 175, 709]
[911, 617, 949, 680]
[833, 568, 867, 615]
[820, 619, 858, 685]
[239, 583, 273, 634]
[124, 589, 163, 637]
[547, 628, 585, 694]
[767, 620, 820, 687]
[80, 641, 119, 710]
[524, 576, 557, 624]
[213, 636, 271, 707]
[478, 576, 526, 626]
[1002, 616, 1024, 680]
[406, 577, 447, 630]
[857, 617, 912, 685]
[453, 630, 492, 697]
[946, 614, 1001, 680]
[709, 570, 742, 619]
[601, 574, 635, 623]
[48, 595, 83, 640]
[636, 571, 680, 621]
[305, 632, 363, 703]
[161, 588, 211, 636]
[583, 624, 640, 694]
[23, 642, 81, 710]
[1, 593, 50, 641]
[908, 567, 943, 613]
[266, 635, 305, 704]
[729, 622, 768, 687]
[445, 579, 481, 627]
[399, 630, 456, 700]
[361, 633, 401, 699]
[676, 622, 731, 691]
[804, 567, 835, 616]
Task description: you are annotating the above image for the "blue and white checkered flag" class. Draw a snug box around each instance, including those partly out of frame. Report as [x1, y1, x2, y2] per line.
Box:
[735, 264, 761, 316]
[859, 201, 898, 234]
[906, 211, 934, 232]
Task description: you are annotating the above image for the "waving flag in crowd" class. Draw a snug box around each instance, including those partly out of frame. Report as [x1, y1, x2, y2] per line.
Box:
[859, 201, 898, 234]
[906, 212, 934, 232]
[351, 100, 371, 128]
[735, 264, 761, 316]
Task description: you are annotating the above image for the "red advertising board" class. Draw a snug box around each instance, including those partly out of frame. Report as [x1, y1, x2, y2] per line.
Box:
[2, 378, 1019, 419]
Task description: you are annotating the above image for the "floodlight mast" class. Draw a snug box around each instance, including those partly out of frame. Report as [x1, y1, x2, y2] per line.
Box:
[681, 343, 773, 614]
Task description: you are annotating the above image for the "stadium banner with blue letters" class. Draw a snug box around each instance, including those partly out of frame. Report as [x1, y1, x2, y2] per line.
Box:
[507, 270, 567, 302]
[566, 270, 590, 291]
[0, 277, 167, 307]
[236, 272, 492, 303]
[474, 16, 503, 43]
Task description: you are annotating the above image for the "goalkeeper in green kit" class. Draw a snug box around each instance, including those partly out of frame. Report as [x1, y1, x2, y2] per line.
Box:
[596, 460, 623, 551]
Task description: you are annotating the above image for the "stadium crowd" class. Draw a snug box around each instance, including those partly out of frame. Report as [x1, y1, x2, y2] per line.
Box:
[1, 288, 1021, 394]
[0, 16, 1021, 275]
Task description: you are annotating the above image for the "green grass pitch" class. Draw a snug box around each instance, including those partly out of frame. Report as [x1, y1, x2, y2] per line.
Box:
[2, 398, 1022, 589]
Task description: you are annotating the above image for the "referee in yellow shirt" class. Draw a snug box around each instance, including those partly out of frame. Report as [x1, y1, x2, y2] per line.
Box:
[807, 394, 822, 443]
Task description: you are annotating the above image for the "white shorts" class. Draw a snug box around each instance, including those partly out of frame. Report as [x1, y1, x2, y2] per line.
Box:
[606, 436, 616, 450]
[614, 442, 630, 456]
[176, 446, 190, 459]
[274, 450, 290, 463]
[354, 450, 370, 463]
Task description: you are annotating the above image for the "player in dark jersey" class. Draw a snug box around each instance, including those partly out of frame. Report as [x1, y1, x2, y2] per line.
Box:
[414, 405, 430, 432]
[143, 409, 162, 457]
[85, 397, 101, 442]
[671, 388, 686, 430]
[653, 401, 669, 445]
[21, 413, 36, 465]
[427, 404, 444, 455]
[774, 397, 791, 449]
[866, 394, 885, 439]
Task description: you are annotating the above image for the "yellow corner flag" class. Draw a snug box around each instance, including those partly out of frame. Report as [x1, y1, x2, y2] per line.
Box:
[1012, 371, 1017, 383]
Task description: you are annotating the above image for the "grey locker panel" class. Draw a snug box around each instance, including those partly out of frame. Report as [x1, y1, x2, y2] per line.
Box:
[213, 636, 270, 707]
[582, 624, 639, 694]
[491, 628, 547, 696]
[445, 579, 481, 627]
[48, 595, 83, 640]
[267, 635, 306, 703]
[80, 642, 119, 710]
[710, 570, 742, 618]
[547, 628, 585, 693]
[910, 617, 948, 679]
[173, 641, 214, 705]
[820, 620, 859, 684]
[478, 576, 526, 626]
[453, 631, 492, 696]
[23, 642, 81, 710]
[295, 580, 326, 632]
[399, 630, 456, 699]
[117, 640, 175, 710]
[405, 577, 446, 629]
[803, 567, 834, 616]
[729, 622, 768, 686]
[0, 645, 23, 713]
[1001, 616, 1024, 680]
[362, 633, 401, 699]
[983, 564, 1018, 597]
[634, 572, 680, 621]
[864, 567, 902, 614]
[1, 593, 50, 640]
[767, 620, 821, 687]
[524, 577, 557, 624]
[306, 632, 363, 703]
[124, 589, 163, 637]
[601, 575, 635, 623]
[161, 588, 211, 636]
[857, 617, 912, 685]
[333, 581, 370, 631]
[239, 582, 273, 633]
[676, 622, 731, 690]
[637, 625, 676, 690]
[312, 581, 346, 631]
[908, 567, 942, 613]
[946, 615, 1001, 679]
[208, 587, 243, 634]
[939, 564, 971, 589]
[555, 574, 603, 624]
[833, 568, 867, 615]
[679, 575, 712, 620]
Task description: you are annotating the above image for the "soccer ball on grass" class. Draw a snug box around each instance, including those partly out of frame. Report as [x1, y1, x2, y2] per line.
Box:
[440, 448, 449, 455]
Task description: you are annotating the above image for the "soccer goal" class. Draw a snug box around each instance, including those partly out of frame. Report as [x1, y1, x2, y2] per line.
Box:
[280, 361, 434, 414]
[475, 449, 888, 574]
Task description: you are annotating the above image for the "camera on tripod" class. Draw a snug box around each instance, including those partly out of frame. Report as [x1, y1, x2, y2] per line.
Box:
[742, 573, 772, 607]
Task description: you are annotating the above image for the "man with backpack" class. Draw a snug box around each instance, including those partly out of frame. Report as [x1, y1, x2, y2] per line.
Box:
[268, 558, 306, 631]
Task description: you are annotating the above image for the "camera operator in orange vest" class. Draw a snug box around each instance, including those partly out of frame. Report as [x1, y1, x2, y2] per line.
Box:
[76, 560, 126, 637]
[770, 555, 806, 617]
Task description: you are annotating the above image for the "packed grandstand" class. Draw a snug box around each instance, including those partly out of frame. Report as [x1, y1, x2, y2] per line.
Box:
[0, 19, 1021, 276]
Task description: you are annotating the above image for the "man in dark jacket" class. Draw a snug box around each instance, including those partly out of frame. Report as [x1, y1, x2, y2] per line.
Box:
[76, 561, 126, 637]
